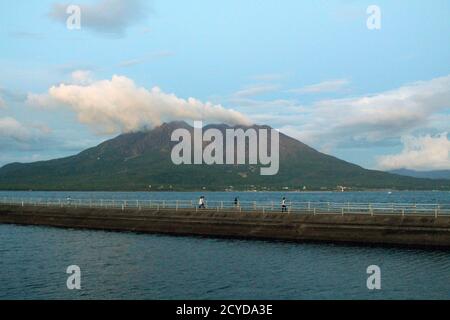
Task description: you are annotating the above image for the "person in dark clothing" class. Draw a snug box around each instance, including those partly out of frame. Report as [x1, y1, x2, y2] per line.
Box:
[234, 197, 239, 208]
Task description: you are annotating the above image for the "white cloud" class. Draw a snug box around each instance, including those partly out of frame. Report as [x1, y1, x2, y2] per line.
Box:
[378, 133, 450, 171]
[287, 79, 350, 94]
[48, 0, 150, 36]
[232, 84, 280, 98]
[55, 62, 97, 75]
[229, 97, 301, 109]
[0, 117, 51, 150]
[70, 70, 94, 85]
[0, 117, 32, 142]
[27, 92, 59, 109]
[0, 95, 5, 108]
[27, 75, 251, 135]
[290, 75, 450, 147]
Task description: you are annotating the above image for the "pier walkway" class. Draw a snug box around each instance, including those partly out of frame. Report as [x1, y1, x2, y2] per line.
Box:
[1, 197, 450, 217]
[1, 197, 450, 247]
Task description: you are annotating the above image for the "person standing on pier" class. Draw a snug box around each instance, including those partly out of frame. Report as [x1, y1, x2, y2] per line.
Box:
[281, 197, 287, 213]
[234, 197, 239, 208]
[198, 196, 206, 209]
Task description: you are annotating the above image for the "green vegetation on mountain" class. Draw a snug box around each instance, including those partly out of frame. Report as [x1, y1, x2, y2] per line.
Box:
[1, 121, 449, 191]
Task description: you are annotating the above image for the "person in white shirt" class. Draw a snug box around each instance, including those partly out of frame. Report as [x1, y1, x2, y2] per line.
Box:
[198, 196, 206, 209]
[281, 197, 287, 212]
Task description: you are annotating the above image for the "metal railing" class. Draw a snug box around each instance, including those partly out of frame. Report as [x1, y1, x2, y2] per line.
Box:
[1, 197, 450, 217]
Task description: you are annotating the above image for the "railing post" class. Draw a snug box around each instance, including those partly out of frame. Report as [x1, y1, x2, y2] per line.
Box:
[176, 200, 178, 211]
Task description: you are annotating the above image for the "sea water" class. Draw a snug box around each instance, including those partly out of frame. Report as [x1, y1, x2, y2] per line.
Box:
[0, 191, 449, 300]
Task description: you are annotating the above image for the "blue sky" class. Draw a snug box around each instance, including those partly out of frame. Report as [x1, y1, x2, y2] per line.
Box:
[1, 0, 450, 170]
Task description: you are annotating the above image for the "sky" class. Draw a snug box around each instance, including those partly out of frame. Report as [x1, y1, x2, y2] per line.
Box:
[0, 0, 449, 171]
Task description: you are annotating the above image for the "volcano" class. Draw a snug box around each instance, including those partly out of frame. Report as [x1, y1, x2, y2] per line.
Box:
[0, 121, 449, 191]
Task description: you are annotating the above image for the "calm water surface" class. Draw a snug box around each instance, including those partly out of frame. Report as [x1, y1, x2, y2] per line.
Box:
[1, 191, 449, 300]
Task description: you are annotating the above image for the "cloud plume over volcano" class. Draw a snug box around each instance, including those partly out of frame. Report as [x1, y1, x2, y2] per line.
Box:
[27, 75, 251, 135]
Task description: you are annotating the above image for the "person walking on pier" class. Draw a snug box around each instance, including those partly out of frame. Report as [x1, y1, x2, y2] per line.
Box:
[234, 197, 239, 208]
[198, 196, 206, 209]
[281, 197, 287, 213]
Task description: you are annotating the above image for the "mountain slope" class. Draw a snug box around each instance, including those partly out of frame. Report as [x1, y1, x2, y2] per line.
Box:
[390, 169, 450, 180]
[1, 121, 449, 191]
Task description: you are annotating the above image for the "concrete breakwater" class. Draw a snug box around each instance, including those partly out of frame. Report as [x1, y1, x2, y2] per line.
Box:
[1, 204, 450, 247]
